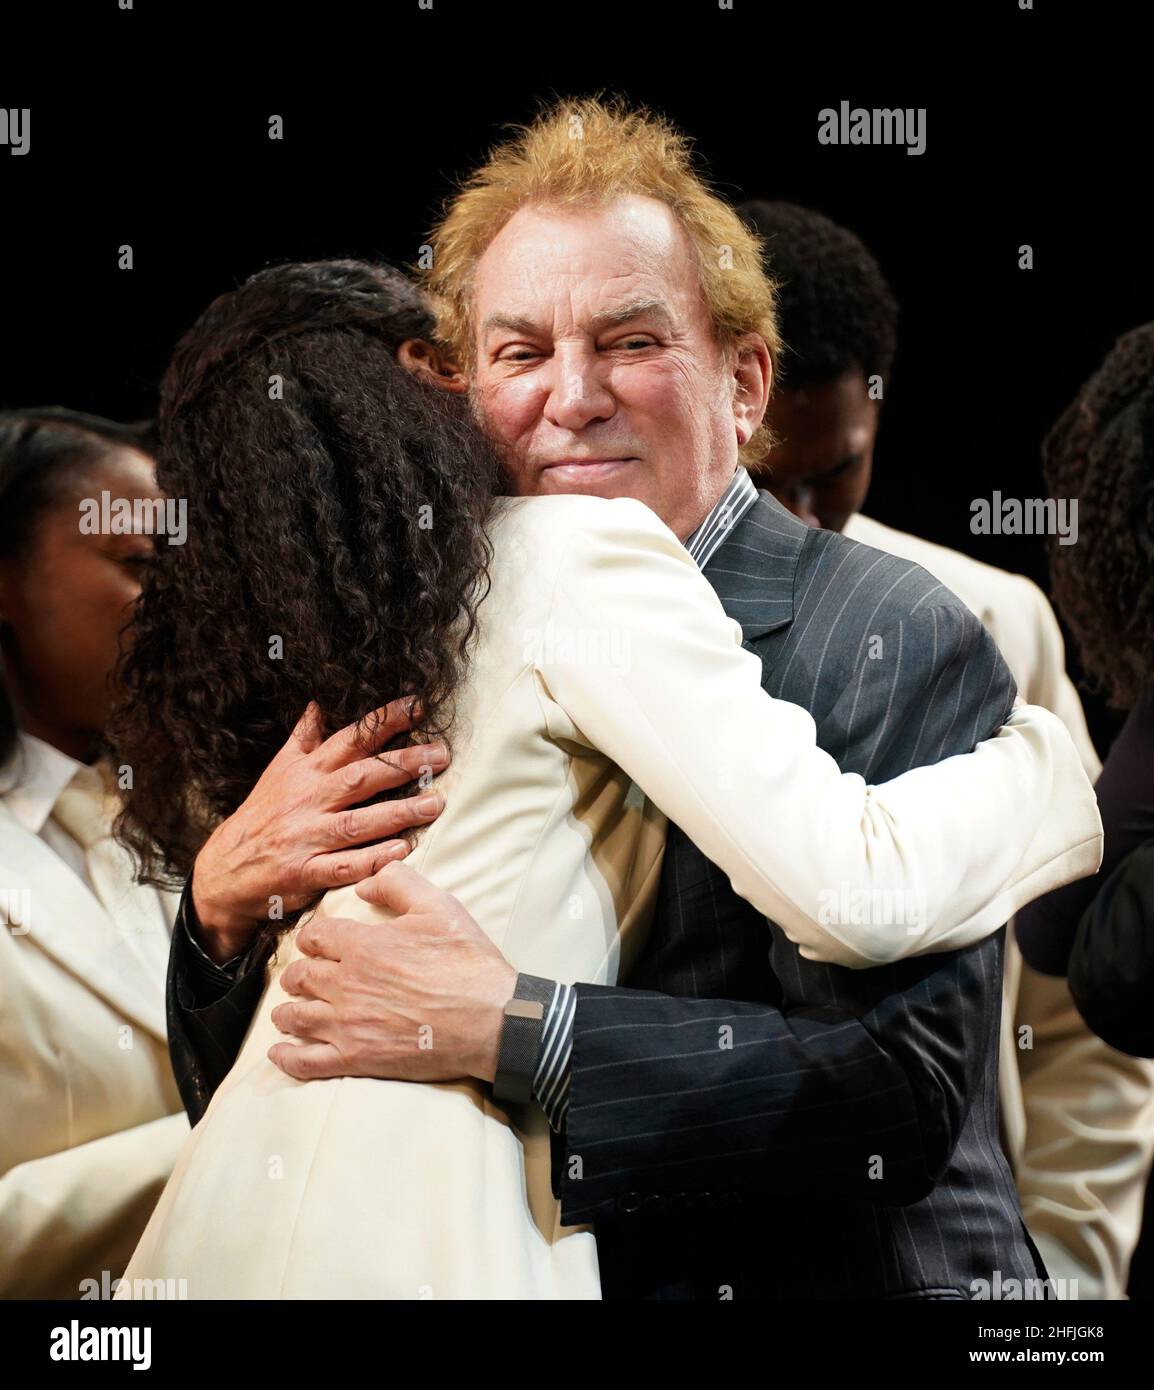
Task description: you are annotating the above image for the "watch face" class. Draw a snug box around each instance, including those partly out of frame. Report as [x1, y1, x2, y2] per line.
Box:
[506, 999, 545, 1021]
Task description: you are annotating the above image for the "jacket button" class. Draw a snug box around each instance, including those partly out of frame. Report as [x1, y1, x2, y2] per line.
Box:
[617, 1191, 644, 1215]
[644, 1193, 668, 1214]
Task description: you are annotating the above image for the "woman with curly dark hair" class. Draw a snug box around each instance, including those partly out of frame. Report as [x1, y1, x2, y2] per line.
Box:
[113, 260, 1101, 1299]
[1016, 323, 1154, 984]
[110, 259, 493, 891]
[1013, 322, 1154, 1301]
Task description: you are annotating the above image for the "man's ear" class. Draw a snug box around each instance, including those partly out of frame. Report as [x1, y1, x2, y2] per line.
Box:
[732, 334, 773, 448]
[396, 339, 469, 395]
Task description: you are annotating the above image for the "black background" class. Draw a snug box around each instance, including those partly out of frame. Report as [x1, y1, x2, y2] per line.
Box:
[4, 1, 1147, 749]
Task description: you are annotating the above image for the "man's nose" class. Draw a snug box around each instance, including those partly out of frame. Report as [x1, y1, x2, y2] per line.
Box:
[543, 349, 615, 431]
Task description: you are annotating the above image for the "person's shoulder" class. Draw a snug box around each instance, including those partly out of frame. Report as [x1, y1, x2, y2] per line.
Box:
[492, 493, 686, 560]
[842, 513, 1062, 664]
[846, 513, 1044, 611]
[801, 517, 963, 628]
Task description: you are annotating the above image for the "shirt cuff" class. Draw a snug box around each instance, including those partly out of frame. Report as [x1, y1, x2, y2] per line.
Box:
[180, 892, 250, 989]
[532, 981, 575, 1131]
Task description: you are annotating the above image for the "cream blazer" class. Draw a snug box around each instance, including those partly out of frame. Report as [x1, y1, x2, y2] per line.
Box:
[120, 495, 1102, 1300]
[845, 511, 1154, 1299]
[0, 768, 188, 1300]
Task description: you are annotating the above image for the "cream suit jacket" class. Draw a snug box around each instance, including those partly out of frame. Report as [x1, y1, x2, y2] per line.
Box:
[121, 495, 1101, 1300]
[845, 511, 1154, 1300]
[0, 756, 188, 1300]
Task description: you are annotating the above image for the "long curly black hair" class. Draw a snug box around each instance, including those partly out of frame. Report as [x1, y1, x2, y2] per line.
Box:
[1042, 322, 1154, 710]
[110, 259, 502, 887]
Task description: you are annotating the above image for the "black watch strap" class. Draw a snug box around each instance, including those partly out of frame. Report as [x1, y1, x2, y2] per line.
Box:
[492, 973, 556, 1105]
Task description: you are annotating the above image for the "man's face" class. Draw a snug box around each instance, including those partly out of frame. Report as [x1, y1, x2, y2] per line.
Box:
[469, 195, 769, 540]
[760, 370, 878, 532]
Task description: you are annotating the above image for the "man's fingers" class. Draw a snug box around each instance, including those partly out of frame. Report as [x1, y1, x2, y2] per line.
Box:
[303, 839, 410, 894]
[321, 792, 444, 853]
[313, 697, 422, 772]
[284, 700, 325, 758]
[280, 956, 341, 1002]
[270, 999, 335, 1039]
[296, 914, 361, 963]
[354, 859, 446, 913]
[267, 1040, 345, 1080]
[320, 742, 449, 810]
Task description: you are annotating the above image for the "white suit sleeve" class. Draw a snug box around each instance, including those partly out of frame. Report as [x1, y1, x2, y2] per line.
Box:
[532, 499, 1103, 968]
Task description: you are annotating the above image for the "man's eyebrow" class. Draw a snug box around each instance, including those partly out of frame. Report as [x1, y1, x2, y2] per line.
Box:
[588, 299, 672, 332]
[481, 312, 541, 338]
[480, 300, 673, 339]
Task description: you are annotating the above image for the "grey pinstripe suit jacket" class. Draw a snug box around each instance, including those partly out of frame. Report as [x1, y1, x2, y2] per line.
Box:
[556, 490, 1047, 1301]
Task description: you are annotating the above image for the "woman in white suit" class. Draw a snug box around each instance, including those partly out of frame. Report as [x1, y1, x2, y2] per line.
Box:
[0, 409, 189, 1298]
[109, 262, 1101, 1299]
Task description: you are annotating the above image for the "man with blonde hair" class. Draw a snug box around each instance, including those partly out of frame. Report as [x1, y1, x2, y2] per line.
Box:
[177, 98, 1062, 1300]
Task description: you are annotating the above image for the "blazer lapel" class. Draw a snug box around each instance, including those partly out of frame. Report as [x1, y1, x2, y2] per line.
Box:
[0, 801, 170, 1042]
[703, 489, 806, 642]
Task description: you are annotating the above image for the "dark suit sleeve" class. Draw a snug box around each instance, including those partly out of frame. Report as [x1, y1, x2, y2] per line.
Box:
[1066, 839, 1154, 1058]
[167, 884, 274, 1125]
[557, 602, 1017, 1225]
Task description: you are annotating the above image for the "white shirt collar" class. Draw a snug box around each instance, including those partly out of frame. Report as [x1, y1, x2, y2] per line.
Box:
[684, 466, 760, 569]
[0, 730, 87, 835]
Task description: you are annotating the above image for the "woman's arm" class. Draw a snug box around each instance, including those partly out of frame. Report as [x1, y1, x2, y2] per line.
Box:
[534, 498, 1103, 969]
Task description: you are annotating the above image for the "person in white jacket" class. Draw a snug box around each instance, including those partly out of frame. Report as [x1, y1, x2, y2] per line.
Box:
[0, 409, 189, 1299]
[738, 197, 1154, 1299]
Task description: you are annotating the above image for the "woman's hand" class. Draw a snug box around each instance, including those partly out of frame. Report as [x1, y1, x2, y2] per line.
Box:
[190, 698, 448, 963]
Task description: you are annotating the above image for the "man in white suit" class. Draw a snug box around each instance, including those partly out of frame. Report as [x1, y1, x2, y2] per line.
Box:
[736, 197, 1154, 1299]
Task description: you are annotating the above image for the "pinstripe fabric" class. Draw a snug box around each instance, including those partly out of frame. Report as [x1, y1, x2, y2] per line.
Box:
[532, 467, 761, 1128]
[556, 490, 1047, 1300]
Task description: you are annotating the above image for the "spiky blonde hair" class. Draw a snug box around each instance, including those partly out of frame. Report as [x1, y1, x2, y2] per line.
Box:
[422, 96, 780, 464]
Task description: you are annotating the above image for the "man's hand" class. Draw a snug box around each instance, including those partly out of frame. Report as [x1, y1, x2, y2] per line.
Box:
[191, 700, 449, 963]
[267, 861, 517, 1085]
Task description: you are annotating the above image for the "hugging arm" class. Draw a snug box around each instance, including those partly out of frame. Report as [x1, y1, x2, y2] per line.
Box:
[552, 588, 1027, 1221]
[537, 502, 1102, 968]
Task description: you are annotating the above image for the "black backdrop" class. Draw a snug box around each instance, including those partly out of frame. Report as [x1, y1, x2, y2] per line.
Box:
[4, 1, 1149, 749]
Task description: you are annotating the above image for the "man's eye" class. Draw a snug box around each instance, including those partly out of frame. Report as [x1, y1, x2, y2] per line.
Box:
[615, 338, 655, 351]
[499, 348, 540, 362]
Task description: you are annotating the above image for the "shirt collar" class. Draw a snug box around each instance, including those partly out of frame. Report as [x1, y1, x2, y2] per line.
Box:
[0, 730, 88, 835]
[684, 467, 760, 570]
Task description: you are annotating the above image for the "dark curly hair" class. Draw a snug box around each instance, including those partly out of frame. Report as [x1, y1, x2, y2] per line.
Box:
[1042, 322, 1154, 709]
[736, 199, 899, 390]
[110, 259, 502, 889]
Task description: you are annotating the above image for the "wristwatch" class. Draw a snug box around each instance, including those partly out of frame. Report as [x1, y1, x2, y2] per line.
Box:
[492, 973, 556, 1104]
